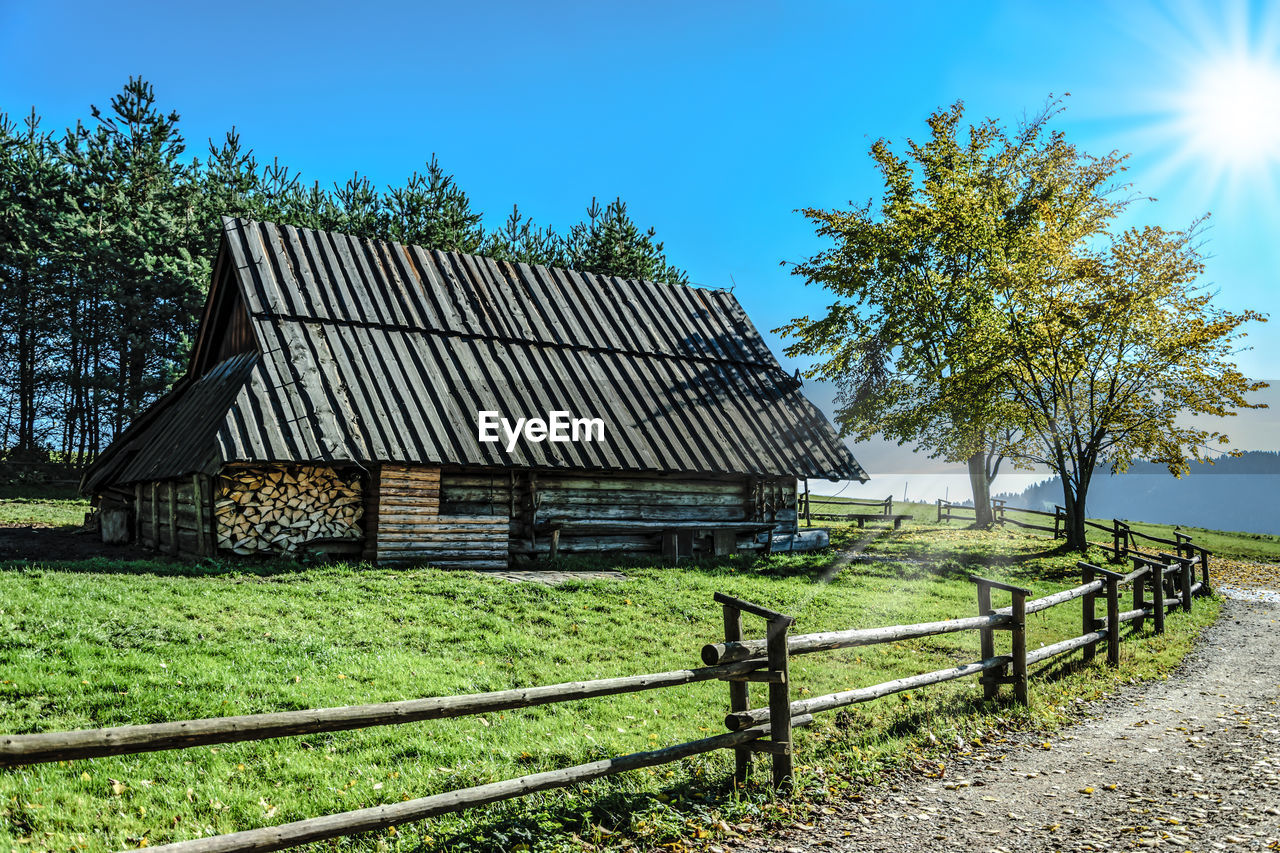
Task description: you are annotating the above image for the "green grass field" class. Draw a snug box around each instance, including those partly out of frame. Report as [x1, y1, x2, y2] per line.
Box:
[0, 517, 1222, 853]
[0, 499, 89, 529]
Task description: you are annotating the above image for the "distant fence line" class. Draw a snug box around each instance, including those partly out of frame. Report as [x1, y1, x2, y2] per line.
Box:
[936, 498, 1213, 576]
[0, 556, 1210, 853]
[800, 491, 914, 529]
[0, 460, 83, 487]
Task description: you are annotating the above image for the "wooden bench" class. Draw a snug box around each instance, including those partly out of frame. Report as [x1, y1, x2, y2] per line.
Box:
[538, 519, 778, 559]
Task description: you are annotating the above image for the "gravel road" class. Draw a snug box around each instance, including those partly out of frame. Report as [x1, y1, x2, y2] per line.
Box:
[737, 597, 1280, 852]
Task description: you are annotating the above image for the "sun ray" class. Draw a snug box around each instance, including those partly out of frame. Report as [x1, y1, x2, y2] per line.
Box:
[1109, 0, 1280, 220]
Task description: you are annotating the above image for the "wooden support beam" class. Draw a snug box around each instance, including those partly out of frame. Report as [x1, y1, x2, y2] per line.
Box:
[1010, 588, 1028, 704]
[193, 474, 207, 556]
[722, 671, 786, 684]
[722, 602, 752, 785]
[977, 581, 998, 701]
[743, 739, 790, 755]
[1081, 563, 1098, 663]
[1131, 561, 1147, 631]
[1105, 576, 1121, 667]
[1152, 567, 1166, 634]
[150, 481, 159, 550]
[766, 613, 794, 791]
[167, 481, 178, 554]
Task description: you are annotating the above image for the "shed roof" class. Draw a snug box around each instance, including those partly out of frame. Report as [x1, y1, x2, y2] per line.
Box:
[83, 217, 866, 492]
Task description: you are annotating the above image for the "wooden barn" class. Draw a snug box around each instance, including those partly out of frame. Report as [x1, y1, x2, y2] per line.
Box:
[81, 217, 866, 568]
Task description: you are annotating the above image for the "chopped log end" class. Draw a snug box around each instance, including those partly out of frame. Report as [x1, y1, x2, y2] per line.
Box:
[216, 464, 364, 557]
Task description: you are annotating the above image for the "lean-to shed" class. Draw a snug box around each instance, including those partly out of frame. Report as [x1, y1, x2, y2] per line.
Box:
[82, 217, 866, 567]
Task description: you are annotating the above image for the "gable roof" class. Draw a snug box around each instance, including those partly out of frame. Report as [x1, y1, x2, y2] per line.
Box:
[83, 217, 866, 492]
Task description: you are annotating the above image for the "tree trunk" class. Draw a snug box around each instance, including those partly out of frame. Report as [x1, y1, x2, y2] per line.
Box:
[1061, 480, 1088, 551]
[967, 451, 993, 527]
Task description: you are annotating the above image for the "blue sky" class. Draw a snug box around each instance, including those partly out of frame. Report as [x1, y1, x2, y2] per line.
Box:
[3, 0, 1277, 497]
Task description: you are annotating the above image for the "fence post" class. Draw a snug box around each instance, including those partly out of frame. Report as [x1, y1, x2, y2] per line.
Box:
[936, 499, 943, 524]
[803, 481, 810, 528]
[722, 602, 752, 785]
[976, 580, 998, 701]
[1010, 588, 1028, 705]
[1152, 564, 1167, 635]
[1131, 559, 1146, 631]
[1081, 563, 1098, 663]
[1105, 575, 1120, 667]
[1175, 531, 1190, 562]
[765, 613, 794, 791]
[1160, 553, 1194, 614]
[1054, 505, 1064, 539]
[1199, 549, 1211, 595]
[886, 495, 893, 517]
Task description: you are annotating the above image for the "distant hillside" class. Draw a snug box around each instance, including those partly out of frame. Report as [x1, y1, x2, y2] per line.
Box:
[994, 451, 1280, 536]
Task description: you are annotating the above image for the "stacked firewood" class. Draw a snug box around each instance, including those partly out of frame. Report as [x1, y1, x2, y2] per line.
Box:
[215, 465, 363, 555]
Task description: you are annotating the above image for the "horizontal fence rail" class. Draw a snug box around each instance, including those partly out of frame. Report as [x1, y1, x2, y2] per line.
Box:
[700, 612, 1013, 666]
[0, 549, 1211, 853]
[724, 655, 1011, 730]
[143, 714, 816, 853]
[0, 660, 766, 768]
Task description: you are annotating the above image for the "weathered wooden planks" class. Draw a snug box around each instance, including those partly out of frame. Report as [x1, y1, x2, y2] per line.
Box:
[438, 469, 796, 559]
[375, 466, 508, 568]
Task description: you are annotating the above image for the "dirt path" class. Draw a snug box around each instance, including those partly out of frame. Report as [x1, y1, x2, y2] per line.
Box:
[0, 524, 148, 562]
[739, 597, 1280, 852]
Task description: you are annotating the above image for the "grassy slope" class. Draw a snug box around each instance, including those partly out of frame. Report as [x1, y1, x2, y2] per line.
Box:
[0, 500, 89, 529]
[0, 521, 1221, 853]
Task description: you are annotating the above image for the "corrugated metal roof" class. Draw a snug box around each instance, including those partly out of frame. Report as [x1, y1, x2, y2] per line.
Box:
[85, 218, 866, 490]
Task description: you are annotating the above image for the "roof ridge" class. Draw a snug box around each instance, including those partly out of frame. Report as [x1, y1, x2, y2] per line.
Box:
[226, 215, 733, 297]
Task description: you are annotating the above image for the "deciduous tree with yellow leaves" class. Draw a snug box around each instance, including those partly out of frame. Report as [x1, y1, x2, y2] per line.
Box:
[781, 99, 1266, 548]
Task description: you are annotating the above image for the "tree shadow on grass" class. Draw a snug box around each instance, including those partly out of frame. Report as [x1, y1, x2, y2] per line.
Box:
[404, 764, 748, 853]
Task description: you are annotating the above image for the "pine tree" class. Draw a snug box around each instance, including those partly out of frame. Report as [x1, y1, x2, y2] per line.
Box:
[384, 155, 484, 252]
[66, 77, 207, 433]
[563, 197, 688, 286]
[0, 80, 695, 460]
[482, 205, 565, 267]
[0, 110, 73, 455]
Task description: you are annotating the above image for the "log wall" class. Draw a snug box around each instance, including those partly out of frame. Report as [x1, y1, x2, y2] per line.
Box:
[439, 469, 798, 558]
[135, 475, 214, 557]
[374, 465, 509, 569]
[214, 465, 363, 555]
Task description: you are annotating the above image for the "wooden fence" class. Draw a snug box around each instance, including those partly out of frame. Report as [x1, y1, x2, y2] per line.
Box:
[937, 499, 1213, 581]
[0, 560, 1209, 853]
[802, 493, 914, 528]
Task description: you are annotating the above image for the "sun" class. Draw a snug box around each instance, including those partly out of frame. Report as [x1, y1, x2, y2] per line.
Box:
[1179, 56, 1280, 172]
[1121, 0, 1280, 206]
